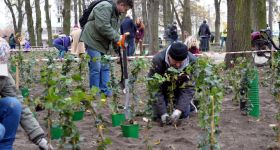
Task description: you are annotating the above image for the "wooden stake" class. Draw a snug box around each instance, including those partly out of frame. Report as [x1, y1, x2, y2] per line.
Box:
[15, 62, 19, 89]
[211, 96, 215, 149]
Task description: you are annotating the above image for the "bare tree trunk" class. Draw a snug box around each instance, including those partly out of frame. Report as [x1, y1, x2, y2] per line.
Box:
[74, 0, 78, 26]
[225, 0, 252, 68]
[132, 0, 136, 22]
[147, 0, 159, 54]
[214, 0, 221, 44]
[252, 0, 266, 31]
[82, 0, 86, 10]
[45, 0, 53, 46]
[162, 0, 172, 30]
[4, 0, 25, 34]
[25, 0, 36, 46]
[35, 0, 43, 46]
[268, 0, 273, 31]
[63, 0, 71, 35]
[78, 0, 82, 20]
[182, 0, 191, 40]
[142, 0, 149, 44]
[256, 0, 266, 30]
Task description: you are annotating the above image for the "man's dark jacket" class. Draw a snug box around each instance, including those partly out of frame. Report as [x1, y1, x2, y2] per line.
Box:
[148, 48, 197, 116]
[198, 22, 211, 37]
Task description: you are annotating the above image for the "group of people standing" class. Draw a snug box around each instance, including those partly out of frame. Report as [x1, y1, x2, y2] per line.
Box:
[120, 15, 145, 56]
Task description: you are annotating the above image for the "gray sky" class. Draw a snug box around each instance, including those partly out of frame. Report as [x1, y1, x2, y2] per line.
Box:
[0, 4, 12, 29]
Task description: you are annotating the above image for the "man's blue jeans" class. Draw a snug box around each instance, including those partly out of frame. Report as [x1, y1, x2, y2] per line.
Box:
[0, 97, 22, 150]
[87, 48, 112, 97]
[53, 43, 67, 58]
[127, 38, 135, 56]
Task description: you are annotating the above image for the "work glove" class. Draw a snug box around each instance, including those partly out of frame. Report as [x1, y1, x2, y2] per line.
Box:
[37, 138, 53, 150]
[117, 32, 130, 48]
[171, 109, 182, 124]
[161, 113, 170, 124]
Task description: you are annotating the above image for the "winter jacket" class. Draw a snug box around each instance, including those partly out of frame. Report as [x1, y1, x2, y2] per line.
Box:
[135, 25, 144, 40]
[0, 74, 45, 143]
[168, 25, 178, 41]
[53, 36, 72, 52]
[198, 23, 211, 37]
[120, 16, 137, 39]
[70, 28, 85, 55]
[9, 35, 16, 46]
[148, 48, 197, 116]
[80, 0, 120, 54]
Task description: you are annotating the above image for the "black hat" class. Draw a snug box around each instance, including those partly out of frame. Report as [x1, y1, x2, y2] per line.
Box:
[168, 42, 188, 61]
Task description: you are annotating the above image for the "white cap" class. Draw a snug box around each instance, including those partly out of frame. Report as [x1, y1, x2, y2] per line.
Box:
[0, 37, 10, 76]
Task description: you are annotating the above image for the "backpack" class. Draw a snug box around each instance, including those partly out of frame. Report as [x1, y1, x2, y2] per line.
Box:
[79, 0, 112, 29]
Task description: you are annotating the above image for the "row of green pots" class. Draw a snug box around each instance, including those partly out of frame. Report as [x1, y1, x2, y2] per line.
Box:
[50, 111, 85, 140]
[51, 113, 139, 140]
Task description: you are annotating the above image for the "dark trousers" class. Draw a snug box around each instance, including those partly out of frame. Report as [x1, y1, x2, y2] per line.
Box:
[200, 37, 209, 52]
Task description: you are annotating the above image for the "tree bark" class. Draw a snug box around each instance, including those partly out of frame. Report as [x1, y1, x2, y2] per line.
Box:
[78, 0, 82, 21]
[252, 0, 266, 31]
[141, 0, 149, 44]
[182, 0, 191, 40]
[268, 0, 273, 31]
[162, 0, 172, 31]
[147, 0, 159, 54]
[24, 0, 36, 46]
[35, 0, 43, 46]
[214, 0, 221, 44]
[45, 0, 53, 46]
[82, 0, 86, 10]
[132, 1, 136, 23]
[225, 0, 252, 68]
[74, 0, 78, 26]
[63, 0, 71, 35]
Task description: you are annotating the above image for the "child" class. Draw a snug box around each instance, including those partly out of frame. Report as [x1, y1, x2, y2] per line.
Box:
[185, 36, 200, 54]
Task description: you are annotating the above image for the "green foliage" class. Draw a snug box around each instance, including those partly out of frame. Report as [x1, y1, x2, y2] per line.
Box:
[271, 51, 280, 142]
[145, 73, 166, 118]
[129, 58, 148, 117]
[226, 57, 255, 112]
[186, 57, 224, 150]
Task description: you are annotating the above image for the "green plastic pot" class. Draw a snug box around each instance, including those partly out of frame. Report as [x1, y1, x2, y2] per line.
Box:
[11, 65, 16, 73]
[51, 124, 63, 140]
[121, 124, 139, 139]
[72, 111, 85, 121]
[248, 69, 260, 118]
[21, 87, 29, 98]
[111, 113, 126, 127]
[249, 104, 260, 117]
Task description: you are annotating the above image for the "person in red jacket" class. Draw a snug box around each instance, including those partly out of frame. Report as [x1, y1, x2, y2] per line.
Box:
[135, 18, 145, 55]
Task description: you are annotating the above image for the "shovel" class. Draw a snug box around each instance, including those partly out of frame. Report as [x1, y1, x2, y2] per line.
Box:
[119, 33, 131, 120]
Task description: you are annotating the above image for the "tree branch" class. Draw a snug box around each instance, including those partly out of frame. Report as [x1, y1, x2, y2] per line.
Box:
[170, 0, 182, 28]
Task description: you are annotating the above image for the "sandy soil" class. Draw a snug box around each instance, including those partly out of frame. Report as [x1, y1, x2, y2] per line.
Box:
[10, 49, 280, 150]
[12, 67, 279, 150]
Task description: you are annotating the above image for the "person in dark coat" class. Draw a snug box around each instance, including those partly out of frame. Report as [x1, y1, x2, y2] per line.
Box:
[53, 35, 73, 59]
[148, 42, 197, 125]
[198, 20, 211, 51]
[168, 22, 179, 44]
[120, 15, 137, 56]
[8, 33, 16, 49]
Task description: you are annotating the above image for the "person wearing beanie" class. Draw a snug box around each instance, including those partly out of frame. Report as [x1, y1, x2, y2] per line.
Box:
[0, 37, 53, 150]
[148, 42, 197, 125]
[53, 35, 73, 59]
